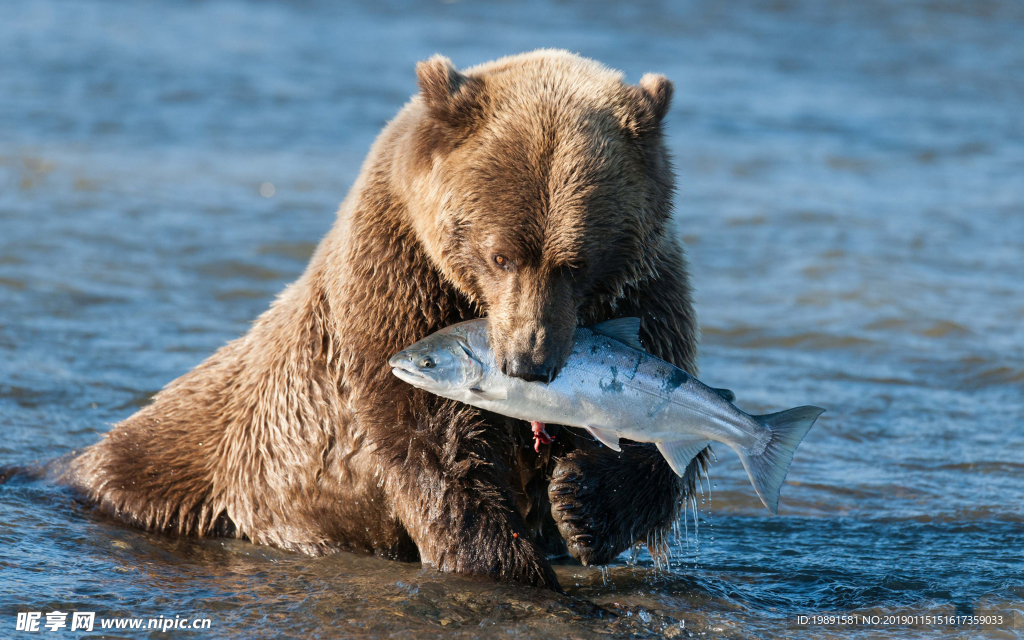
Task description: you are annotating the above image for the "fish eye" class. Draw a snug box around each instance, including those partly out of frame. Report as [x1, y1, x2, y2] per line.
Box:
[418, 356, 435, 369]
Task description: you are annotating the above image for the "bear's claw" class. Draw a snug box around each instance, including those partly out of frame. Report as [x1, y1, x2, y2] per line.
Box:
[547, 452, 621, 566]
[548, 443, 694, 568]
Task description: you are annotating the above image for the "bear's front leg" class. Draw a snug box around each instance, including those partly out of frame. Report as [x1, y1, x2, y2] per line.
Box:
[550, 240, 705, 564]
[378, 402, 562, 591]
[547, 441, 705, 565]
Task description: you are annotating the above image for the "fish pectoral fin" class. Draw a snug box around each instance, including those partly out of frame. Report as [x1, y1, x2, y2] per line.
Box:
[656, 439, 712, 477]
[588, 318, 644, 351]
[584, 426, 621, 452]
[469, 386, 507, 401]
[713, 387, 736, 403]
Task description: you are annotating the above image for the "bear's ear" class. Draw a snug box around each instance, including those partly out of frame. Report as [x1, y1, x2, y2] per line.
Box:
[625, 73, 673, 136]
[638, 73, 673, 122]
[415, 55, 485, 127]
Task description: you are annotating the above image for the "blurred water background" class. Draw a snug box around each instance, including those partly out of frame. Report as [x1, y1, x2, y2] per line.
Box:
[1, 0, 1023, 638]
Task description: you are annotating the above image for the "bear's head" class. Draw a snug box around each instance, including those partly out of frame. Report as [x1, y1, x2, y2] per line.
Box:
[407, 50, 675, 382]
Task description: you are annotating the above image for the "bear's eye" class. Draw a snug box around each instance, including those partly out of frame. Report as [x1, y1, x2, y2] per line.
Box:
[564, 263, 586, 278]
[493, 254, 512, 270]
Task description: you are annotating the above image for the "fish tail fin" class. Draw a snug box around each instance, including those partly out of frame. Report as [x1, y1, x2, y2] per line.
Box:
[739, 406, 825, 515]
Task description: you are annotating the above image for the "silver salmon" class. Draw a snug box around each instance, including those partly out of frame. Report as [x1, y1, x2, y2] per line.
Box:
[389, 318, 824, 514]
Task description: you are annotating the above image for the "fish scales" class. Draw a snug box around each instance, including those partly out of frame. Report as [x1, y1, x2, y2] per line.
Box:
[555, 332, 762, 452]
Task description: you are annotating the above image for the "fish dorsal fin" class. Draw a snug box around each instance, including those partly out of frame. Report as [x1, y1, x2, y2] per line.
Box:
[584, 426, 621, 452]
[713, 387, 736, 403]
[656, 439, 711, 477]
[589, 317, 644, 351]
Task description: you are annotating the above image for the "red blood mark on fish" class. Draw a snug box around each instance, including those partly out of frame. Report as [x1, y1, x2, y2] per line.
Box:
[531, 420, 554, 452]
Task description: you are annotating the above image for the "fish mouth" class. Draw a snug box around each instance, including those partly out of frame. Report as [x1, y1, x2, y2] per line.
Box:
[390, 363, 438, 387]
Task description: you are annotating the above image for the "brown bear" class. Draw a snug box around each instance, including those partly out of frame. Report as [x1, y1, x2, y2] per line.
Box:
[62, 49, 704, 592]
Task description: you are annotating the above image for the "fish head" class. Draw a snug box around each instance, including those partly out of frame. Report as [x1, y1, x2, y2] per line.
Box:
[389, 332, 485, 394]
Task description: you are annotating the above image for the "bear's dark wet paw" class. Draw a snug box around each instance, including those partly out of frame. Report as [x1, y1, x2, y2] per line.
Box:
[547, 454, 624, 566]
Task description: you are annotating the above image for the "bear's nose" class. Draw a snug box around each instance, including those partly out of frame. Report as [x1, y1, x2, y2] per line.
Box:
[502, 358, 559, 384]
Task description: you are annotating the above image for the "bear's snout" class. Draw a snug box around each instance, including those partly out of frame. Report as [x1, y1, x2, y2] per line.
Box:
[497, 322, 573, 384]
[502, 354, 557, 384]
[487, 270, 578, 384]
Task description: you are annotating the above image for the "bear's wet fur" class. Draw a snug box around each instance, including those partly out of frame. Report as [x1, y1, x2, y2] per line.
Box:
[63, 50, 706, 591]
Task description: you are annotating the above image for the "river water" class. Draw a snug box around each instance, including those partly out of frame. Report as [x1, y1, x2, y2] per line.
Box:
[1, 0, 1022, 638]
